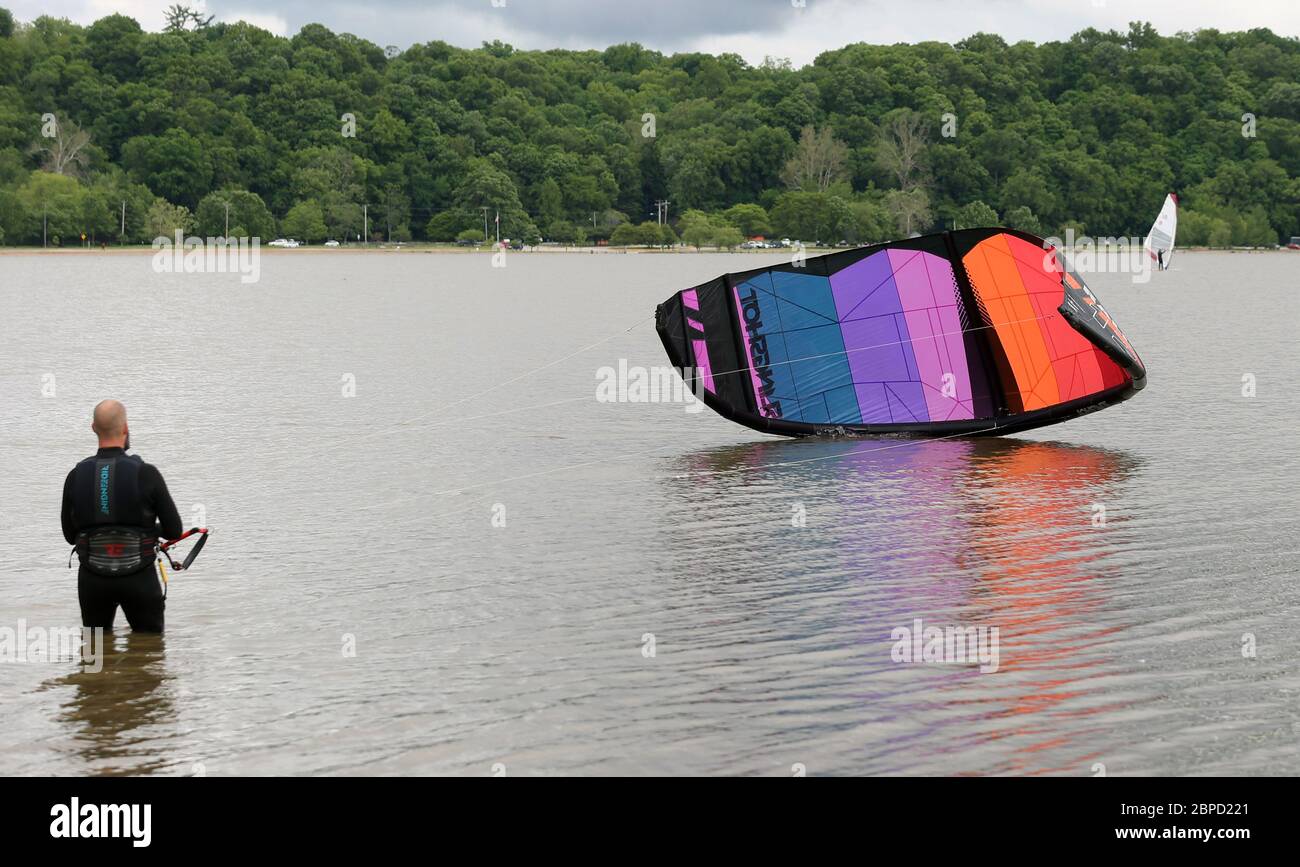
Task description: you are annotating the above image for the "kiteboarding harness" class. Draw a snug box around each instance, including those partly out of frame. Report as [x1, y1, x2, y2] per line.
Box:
[64, 449, 209, 598]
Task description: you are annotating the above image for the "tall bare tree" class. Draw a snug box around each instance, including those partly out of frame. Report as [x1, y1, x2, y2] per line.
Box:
[31, 117, 92, 177]
[164, 5, 215, 32]
[885, 188, 932, 237]
[876, 111, 929, 192]
[780, 126, 848, 192]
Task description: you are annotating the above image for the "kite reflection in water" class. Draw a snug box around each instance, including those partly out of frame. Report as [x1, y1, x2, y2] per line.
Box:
[654, 436, 1142, 774]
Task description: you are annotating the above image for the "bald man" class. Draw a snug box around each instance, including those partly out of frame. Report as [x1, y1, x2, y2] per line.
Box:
[61, 400, 183, 632]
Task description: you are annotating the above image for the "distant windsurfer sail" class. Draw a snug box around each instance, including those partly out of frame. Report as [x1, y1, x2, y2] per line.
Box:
[655, 228, 1146, 438]
[1144, 193, 1178, 271]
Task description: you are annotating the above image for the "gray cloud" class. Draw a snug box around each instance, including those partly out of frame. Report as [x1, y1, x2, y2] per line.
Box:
[8, 0, 1299, 67]
[205, 0, 794, 49]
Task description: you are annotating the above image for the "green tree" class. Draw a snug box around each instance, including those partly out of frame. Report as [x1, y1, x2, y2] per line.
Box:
[375, 184, 411, 242]
[282, 199, 328, 243]
[610, 222, 642, 246]
[86, 14, 143, 81]
[537, 177, 565, 226]
[145, 199, 193, 240]
[546, 219, 576, 242]
[452, 158, 536, 242]
[665, 147, 727, 211]
[955, 200, 999, 229]
[321, 192, 363, 241]
[0, 183, 33, 243]
[677, 209, 717, 248]
[722, 203, 772, 237]
[712, 226, 744, 249]
[1192, 211, 1232, 246]
[14, 172, 91, 245]
[87, 169, 155, 242]
[1000, 169, 1057, 226]
[1002, 206, 1043, 236]
[840, 200, 892, 245]
[1237, 206, 1277, 246]
[0, 17, 1297, 248]
[426, 211, 469, 241]
[121, 129, 211, 209]
[368, 108, 412, 164]
[78, 187, 115, 242]
[195, 190, 275, 239]
[769, 191, 848, 242]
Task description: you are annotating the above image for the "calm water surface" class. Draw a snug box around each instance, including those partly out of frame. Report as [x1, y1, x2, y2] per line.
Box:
[1, 249, 1298, 775]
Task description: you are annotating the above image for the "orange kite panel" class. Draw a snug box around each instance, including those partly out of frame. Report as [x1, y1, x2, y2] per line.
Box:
[962, 233, 1060, 410]
[964, 233, 1129, 410]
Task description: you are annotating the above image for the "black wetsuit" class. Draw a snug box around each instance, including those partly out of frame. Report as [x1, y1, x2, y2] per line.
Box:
[61, 448, 182, 632]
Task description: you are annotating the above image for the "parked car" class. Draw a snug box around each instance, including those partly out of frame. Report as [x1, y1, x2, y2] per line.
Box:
[324, 240, 339, 247]
[1288, 236, 1300, 250]
[268, 238, 299, 248]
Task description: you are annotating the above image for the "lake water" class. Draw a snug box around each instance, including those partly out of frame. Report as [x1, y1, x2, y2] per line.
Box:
[2, 248, 1298, 776]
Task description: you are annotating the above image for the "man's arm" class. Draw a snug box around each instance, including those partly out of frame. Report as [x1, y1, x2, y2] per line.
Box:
[145, 465, 184, 540]
[61, 469, 78, 545]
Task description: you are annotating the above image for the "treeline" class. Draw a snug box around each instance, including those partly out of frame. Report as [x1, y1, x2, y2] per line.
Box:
[0, 7, 1298, 247]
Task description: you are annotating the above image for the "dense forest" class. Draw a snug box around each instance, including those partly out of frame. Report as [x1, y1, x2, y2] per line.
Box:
[0, 6, 1297, 247]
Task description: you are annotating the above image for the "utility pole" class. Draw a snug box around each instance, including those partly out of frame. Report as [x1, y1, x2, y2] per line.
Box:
[494, 209, 500, 244]
[481, 206, 489, 240]
[224, 202, 230, 237]
[43, 202, 47, 248]
[120, 201, 126, 243]
[652, 200, 671, 247]
[363, 204, 368, 246]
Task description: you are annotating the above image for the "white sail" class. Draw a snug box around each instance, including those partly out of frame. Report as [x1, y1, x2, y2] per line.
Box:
[1144, 193, 1178, 270]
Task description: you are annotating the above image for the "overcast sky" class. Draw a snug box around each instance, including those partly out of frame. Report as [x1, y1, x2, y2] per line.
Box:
[10, 1, 1298, 66]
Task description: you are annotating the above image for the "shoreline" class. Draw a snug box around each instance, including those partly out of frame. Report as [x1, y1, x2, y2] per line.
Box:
[0, 244, 753, 255]
[0, 245, 1289, 256]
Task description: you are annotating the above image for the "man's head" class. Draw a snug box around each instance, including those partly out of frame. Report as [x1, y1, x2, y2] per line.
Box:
[92, 399, 129, 449]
